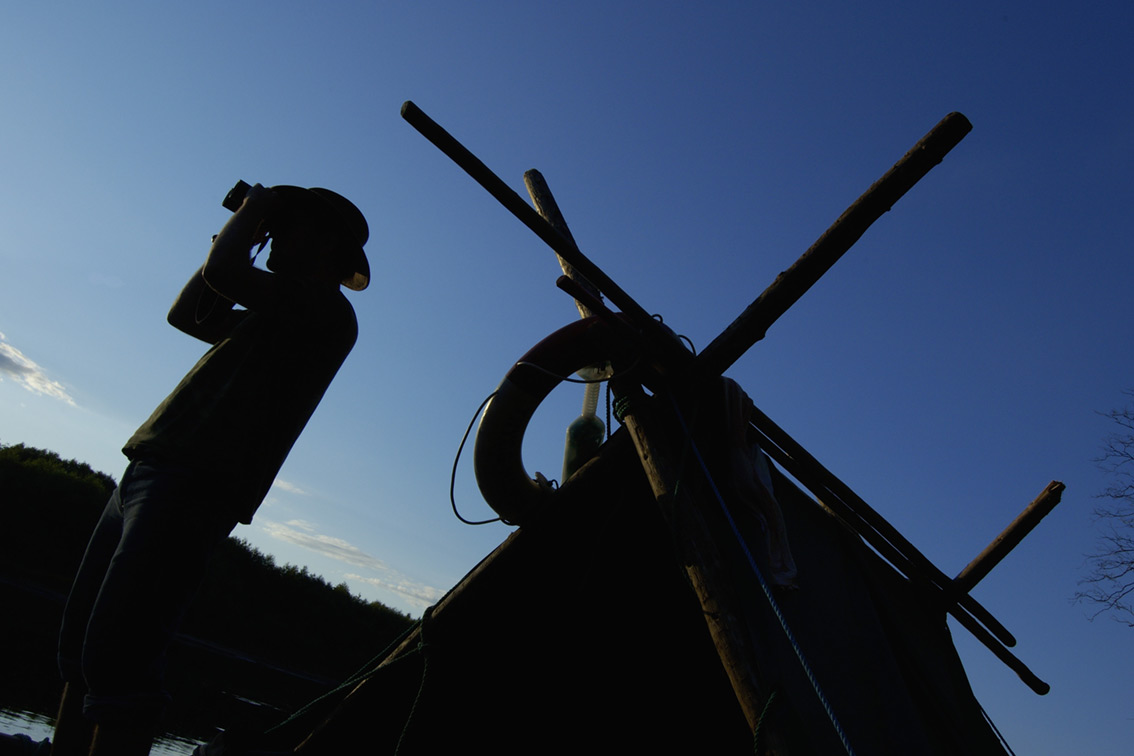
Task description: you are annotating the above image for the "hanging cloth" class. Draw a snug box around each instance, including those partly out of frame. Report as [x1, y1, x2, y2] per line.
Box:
[722, 378, 799, 587]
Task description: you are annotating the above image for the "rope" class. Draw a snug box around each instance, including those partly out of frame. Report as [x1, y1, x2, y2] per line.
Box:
[612, 394, 635, 422]
[512, 353, 641, 384]
[448, 349, 648, 526]
[449, 391, 502, 525]
[263, 614, 426, 737]
[393, 606, 435, 755]
[668, 394, 857, 756]
[260, 608, 441, 754]
[980, 703, 1018, 756]
[752, 689, 778, 754]
[650, 312, 697, 356]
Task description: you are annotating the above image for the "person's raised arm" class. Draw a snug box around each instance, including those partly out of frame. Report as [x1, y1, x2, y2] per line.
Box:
[201, 183, 301, 316]
[167, 183, 279, 342]
[166, 264, 245, 343]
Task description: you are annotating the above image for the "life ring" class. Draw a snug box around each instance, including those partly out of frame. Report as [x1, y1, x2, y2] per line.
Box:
[474, 316, 629, 524]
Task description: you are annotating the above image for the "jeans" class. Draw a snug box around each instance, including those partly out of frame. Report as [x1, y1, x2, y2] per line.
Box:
[58, 459, 239, 724]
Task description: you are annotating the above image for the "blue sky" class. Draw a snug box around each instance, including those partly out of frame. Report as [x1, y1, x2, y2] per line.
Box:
[1, 2, 1131, 752]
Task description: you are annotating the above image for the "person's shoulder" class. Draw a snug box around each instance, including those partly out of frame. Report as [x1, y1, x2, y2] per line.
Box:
[287, 280, 355, 319]
[313, 287, 359, 346]
[327, 286, 357, 326]
[258, 282, 357, 343]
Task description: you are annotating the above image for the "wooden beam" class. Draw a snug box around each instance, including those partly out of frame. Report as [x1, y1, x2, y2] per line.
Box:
[746, 405, 1016, 644]
[696, 112, 972, 378]
[401, 101, 652, 328]
[523, 169, 602, 319]
[402, 101, 698, 383]
[955, 481, 1065, 593]
[746, 406, 1051, 695]
[612, 382, 787, 746]
[521, 170, 781, 740]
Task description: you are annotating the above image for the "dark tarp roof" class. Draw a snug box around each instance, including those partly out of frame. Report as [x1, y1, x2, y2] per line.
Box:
[291, 419, 1009, 755]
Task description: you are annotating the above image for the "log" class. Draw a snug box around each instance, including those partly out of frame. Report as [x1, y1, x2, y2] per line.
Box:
[696, 112, 973, 378]
[523, 169, 602, 319]
[955, 481, 1065, 592]
[401, 101, 650, 328]
[746, 405, 1016, 644]
[612, 382, 786, 747]
[402, 101, 694, 380]
[746, 407, 1051, 695]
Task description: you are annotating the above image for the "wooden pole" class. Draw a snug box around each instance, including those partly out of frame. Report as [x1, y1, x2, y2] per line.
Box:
[955, 481, 1065, 593]
[526, 172, 778, 742]
[613, 382, 787, 746]
[746, 407, 1051, 695]
[745, 404, 1017, 646]
[402, 101, 695, 380]
[696, 112, 972, 379]
[401, 101, 652, 328]
[524, 169, 602, 319]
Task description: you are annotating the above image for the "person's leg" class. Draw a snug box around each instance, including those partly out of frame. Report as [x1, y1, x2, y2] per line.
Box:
[52, 481, 129, 756]
[88, 721, 157, 756]
[65, 461, 237, 748]
[49, 681, 95, 756]
[81, 462, 237, 717]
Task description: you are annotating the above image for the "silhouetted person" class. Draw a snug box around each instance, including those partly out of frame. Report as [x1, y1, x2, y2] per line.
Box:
[50, 183, 370, 756]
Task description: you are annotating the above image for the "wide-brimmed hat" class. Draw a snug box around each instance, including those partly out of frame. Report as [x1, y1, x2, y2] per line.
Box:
[272, 185, 370, 291]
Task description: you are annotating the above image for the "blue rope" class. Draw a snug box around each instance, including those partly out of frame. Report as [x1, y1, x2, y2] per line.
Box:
[668, 395, 858, 756]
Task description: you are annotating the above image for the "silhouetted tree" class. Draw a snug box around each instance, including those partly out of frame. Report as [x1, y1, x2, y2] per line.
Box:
[0, 443, 413, 678]
[0, 442, 115, 589]
[1077, 392, 1134, 626]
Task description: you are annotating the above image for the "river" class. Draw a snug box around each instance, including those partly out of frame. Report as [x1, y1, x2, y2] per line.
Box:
[0, 708, 203, 755]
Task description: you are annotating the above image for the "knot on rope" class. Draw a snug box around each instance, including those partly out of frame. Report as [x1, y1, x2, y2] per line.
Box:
[612, 394, 635, 422]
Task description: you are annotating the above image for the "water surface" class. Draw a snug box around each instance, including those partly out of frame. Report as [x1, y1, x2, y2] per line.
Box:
[0, 708, 202, 755]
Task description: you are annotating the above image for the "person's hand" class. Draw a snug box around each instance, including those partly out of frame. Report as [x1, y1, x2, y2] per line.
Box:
[239, 183, 276, 246]
[242, 182, 273, 206]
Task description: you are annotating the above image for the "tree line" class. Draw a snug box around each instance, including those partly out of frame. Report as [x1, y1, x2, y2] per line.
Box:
[0, 443, 416, 735]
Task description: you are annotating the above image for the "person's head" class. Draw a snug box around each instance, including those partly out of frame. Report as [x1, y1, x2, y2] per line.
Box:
[266, 186, 370, 290]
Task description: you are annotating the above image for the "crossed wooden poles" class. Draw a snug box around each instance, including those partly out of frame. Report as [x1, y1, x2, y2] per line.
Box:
[400, 102, 1060, 731]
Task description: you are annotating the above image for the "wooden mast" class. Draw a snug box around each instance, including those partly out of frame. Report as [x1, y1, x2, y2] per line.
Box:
[522, 171, 787, 743]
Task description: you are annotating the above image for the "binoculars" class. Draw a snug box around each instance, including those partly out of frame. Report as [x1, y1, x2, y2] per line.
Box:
[222, 180, 252, 212]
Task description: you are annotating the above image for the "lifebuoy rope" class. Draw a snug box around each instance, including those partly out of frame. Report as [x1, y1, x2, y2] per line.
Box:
[450, 391, 507, 525]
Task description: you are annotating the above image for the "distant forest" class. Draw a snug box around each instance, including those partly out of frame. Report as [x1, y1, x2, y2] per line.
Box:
[0, 443, 416, 738]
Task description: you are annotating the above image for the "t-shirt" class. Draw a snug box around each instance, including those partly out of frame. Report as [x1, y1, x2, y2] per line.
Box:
[124, 285, 357, 523]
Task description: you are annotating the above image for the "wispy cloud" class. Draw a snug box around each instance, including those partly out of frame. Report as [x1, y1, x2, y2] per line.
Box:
[260, 519, 443, 613]
[271, 479, 307, 496]
[343, 573, 446, 610]
[0, 331, 75, 405]
[263, 519, 389, 571]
